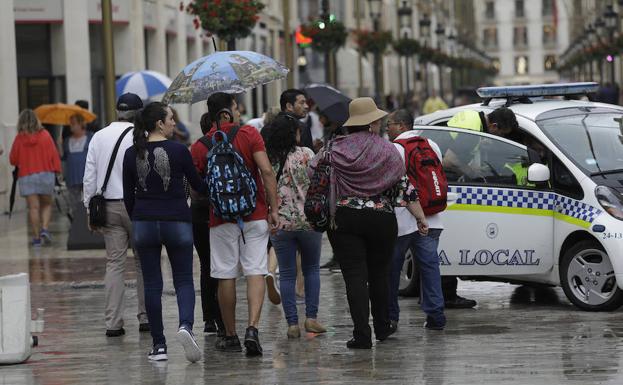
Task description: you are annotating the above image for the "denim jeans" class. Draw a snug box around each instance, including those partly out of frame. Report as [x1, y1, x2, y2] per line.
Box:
[270, 230, 322, 325]
[389, 229, 445, 325]
[133, 220, 195, 345]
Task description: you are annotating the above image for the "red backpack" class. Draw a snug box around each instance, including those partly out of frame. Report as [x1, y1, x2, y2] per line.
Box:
[394, 136, 448, 216]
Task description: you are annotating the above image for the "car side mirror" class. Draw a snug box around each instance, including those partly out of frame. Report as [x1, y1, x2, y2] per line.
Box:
[527, 163, 550, 183]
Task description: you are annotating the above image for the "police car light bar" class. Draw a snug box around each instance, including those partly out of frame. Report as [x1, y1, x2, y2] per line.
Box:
[477, 82, 599, 99]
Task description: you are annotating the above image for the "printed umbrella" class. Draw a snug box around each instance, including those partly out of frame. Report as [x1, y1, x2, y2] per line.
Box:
[116, 70, 172, 101]
[304, 84, 351, 126]
[163, 51, 289, 104]
[34, 104, 96, 126]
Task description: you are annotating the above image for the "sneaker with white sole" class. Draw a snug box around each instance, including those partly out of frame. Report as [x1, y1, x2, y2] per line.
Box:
[148, 344, 168, 361]
[265, 273, 281, 305]
[176, 325, 202, 363]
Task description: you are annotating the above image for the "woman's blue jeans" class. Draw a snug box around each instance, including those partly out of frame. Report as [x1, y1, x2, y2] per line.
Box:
[270, 230, 323, 325]
[133, 220, 195, 346]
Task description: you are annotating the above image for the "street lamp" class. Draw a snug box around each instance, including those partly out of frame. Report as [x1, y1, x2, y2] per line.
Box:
[419, 15, 431, 96]
[368, 0, 383, 104]
[398, 0, 413, 105]
[435, 23, 445, 98]
[585, 24, 596, 80]
[604, 4, 618, 82]
[447, 30, 456, 103]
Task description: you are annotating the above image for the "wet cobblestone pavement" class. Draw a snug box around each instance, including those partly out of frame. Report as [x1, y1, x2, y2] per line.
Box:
[2, 214, 623, 384]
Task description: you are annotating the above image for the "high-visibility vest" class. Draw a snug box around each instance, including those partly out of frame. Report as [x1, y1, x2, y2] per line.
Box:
[504, 162, 534, 187]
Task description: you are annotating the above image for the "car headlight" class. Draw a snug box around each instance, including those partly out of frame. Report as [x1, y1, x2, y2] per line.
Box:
[595, 185, 623, 221]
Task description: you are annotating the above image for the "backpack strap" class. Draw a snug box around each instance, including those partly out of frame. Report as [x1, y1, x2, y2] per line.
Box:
[100, 126, 132, 194]
[202, 125, 242, 151]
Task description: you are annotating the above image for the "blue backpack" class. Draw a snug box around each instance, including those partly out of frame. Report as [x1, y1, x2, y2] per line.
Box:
[201, 125, 257, 241]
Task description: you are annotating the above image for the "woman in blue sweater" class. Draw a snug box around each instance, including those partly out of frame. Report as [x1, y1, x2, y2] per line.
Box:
[123, 102, 206, 363]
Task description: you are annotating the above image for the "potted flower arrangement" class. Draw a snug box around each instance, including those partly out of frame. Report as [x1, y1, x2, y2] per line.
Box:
[181, 0, 265, 42]
[393, 37, 420, 56]
[300, 19, 348, 53]
[353, 29, 393, 55]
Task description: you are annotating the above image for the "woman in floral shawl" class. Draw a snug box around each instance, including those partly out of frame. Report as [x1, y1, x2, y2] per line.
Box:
[262, 115, 326, 339]
[310, 97, 427, 349]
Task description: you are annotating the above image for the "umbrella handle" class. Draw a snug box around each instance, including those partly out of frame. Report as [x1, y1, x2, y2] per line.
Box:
[212, 37, 217, 51]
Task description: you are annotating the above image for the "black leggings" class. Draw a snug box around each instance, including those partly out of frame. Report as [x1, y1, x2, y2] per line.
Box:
[328, 207, 397, 343]
[192, 222, 222, 325]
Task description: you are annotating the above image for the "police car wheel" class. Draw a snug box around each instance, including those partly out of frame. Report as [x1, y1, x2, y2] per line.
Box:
[398, 248, 420, 297]
[560, 240, 623, 311]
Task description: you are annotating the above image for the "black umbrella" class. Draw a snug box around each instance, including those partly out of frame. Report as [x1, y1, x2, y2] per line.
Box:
[304, 84, 351, 126]
[8, 167, 17, 218]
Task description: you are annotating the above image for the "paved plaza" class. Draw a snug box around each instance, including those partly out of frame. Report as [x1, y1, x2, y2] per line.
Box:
[2, 213, 623, 385]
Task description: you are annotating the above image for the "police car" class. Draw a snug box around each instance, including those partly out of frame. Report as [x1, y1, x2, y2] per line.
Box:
[401, 82, 623, 311]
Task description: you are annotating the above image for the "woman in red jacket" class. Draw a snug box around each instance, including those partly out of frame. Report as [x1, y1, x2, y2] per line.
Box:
[10, 109, 62, 246]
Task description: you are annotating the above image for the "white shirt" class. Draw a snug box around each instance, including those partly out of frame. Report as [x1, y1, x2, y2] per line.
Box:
[393, 131, 444, 236]
[83, 121, 134, 207]
[246, 117, 265, 131]
[308, 111, 324, 141]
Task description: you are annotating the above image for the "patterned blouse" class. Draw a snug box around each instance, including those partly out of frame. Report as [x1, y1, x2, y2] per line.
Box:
[336, 176, 418, 214]
[272, 146, 315, 231]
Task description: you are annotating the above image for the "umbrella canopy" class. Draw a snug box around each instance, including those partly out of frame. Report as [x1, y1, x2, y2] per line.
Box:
[304, 84, 351, 126]
[116, 70, 172, 101]
[34, 104, 97, 126]
[163, 51, 289, 104]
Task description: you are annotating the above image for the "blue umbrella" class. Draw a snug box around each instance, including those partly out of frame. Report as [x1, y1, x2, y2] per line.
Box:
[116, 71, 172, 101]
[163, 51, 289, 104]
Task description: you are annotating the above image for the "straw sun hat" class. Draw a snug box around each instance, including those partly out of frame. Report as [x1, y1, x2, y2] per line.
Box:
[342, 97, 387, 127]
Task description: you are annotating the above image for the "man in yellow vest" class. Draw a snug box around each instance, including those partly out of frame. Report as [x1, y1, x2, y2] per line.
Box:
[441, 107, 520, 308]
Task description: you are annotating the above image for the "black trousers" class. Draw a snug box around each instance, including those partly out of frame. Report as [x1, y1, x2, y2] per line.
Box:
[192, 221, 222, 325]
[328, 207, 397, 343]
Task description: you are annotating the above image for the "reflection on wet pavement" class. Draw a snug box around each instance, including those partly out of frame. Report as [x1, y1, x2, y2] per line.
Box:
[2, 213, 623, 384]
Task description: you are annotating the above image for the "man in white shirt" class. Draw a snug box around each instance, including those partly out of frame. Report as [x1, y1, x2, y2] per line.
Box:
[83, 93, 148, 337]
[387, 109, 447, 331]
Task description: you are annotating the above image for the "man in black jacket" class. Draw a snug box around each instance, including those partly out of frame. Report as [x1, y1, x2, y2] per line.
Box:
[279, 89, 316, 150]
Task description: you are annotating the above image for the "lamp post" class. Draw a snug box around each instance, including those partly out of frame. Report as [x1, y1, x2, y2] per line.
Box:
[419, 14, 431, 97]
[594, 18, 606, 82]
[398, 0, 413, 106]
[368, 0, 383, 104]
[586, 24, 596, 81]
[604, 4, 618, 83]
[435, 23, 445, 98]
[321, 0, 332, 85]
[447, 30, 456, 103]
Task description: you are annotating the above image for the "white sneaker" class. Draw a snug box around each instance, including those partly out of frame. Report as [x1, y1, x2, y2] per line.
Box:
[148, 344, 168, 361]
[265, 273, 281, 305]
[176, 326, 202, 363]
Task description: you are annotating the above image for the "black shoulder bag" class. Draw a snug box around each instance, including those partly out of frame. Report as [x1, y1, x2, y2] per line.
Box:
[89, 127, 133, 227]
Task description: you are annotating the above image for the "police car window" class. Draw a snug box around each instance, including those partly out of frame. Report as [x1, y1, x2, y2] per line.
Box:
[418, 129, 532, 187]
[552, 155, 584, 200]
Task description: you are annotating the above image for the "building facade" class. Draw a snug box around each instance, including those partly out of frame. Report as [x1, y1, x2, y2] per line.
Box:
[474, 0, 569, 85]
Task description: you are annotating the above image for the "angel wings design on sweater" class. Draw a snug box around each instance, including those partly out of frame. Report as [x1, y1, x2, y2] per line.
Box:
[135, 147, 171, 192]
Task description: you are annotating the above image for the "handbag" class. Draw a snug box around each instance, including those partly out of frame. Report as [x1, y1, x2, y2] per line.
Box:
[304, 142, 332, 232]
[88, 127, 133, 227]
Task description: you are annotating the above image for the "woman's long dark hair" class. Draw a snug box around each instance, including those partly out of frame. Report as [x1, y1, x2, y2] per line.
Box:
[133, 102, 168, 159]
[261, 114, 299, 164]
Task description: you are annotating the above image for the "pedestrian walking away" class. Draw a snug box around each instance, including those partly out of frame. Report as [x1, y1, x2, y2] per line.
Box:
[61, 113, 92, 209]
[83, 93, 149, 336]
[313, 97, 414, 349]
[262, 114, 326, 339]
[189, 112, 224, 336]
[387, 109, 447, 331]
[123, 102, 205, 363]
[9, 109, 62, 246]
[194, 92, 279, 357]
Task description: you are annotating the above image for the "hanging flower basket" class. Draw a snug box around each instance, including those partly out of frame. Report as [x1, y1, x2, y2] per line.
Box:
[300, 20, 348, 53]
[182, 0, 265, 42]
[353, 29, 393, 55]
[393, 38, 421, 56]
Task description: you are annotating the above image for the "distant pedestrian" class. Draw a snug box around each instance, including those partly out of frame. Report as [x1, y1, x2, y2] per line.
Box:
[170, 107, 191, 145]
[193, 92, 278, 357]
[422, 90, 448, 115]
[262, 115, 325, 339]
[62, 113, 92, 206]
[189, 112, 224, 336]
[313, 97, 414, 349]
[279, 89, 317, 151]
[83, 93, 149, 337]
[9, 109, 62, 246]
[123, 102, 204, 363]
[75, 100, 100, 133]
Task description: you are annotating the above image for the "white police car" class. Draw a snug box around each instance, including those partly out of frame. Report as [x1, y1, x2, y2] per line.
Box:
[401, 82, 623, 311]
